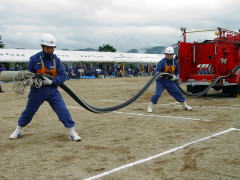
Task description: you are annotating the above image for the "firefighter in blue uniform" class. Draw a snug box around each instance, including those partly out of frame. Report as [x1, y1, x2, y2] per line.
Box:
[9, 33, 81, 141]
[147, 47, 192, 113]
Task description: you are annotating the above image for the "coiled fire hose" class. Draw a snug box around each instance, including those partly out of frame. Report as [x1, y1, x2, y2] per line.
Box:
[175, 65, 240, 97]
[0, 71, 42, 94]
[0, 70, 170, 113]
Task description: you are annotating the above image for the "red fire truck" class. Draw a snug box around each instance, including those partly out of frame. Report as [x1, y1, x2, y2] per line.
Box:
[178, 27, 240, 96]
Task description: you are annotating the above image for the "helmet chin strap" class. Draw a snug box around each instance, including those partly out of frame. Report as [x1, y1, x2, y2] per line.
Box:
[43, 51, 53, 59]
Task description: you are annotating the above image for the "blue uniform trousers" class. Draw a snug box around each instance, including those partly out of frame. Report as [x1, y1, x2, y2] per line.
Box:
[151, 78, 185, 104]
[18, 88, 75, 128]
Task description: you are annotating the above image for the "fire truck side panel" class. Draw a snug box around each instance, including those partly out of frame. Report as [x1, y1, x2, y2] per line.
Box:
[178, 42, 194, 82]
[178, 28, 240, 96]
[178, 42, 240, 84]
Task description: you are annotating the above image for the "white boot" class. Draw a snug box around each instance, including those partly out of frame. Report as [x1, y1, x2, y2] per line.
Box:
[9, 126, 23, 139]
[147, 102, 153, 113]
[181, 101, 193, 111]
[68, 127, 81, 141]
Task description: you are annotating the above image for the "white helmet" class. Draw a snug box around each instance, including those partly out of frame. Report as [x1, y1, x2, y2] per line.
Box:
[164, 47, 174, 54]
[40, 33, 57, 47]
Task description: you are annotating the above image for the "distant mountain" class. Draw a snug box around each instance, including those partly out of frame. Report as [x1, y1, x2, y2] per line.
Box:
[144, 46, 166, 54]
[126, 43, 179, 54]
[73, 44, 179, 54]
[132, 46, 166, 54]
[126, 49, 138, 53]
[74, 48, 97, 51]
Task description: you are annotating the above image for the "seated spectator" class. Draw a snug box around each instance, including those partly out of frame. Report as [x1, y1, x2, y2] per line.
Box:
[0, 64, 4, 93]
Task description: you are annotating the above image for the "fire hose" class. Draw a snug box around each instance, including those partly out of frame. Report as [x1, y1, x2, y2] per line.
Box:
[0, 70, 171, 113]
[1, 65, 238, 113]
[59, 72, 169, 113]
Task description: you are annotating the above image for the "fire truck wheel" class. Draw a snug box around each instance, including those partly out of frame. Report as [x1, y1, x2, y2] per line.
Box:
[222, 85, 239, 97]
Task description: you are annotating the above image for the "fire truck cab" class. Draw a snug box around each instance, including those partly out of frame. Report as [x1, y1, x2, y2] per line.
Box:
[178, 27, 240, 96]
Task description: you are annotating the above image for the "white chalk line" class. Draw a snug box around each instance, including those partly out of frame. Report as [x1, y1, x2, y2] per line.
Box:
[67, 105, 84, 109]
[95, 82, 126, 85]
[113, 111, 211, 121]
[83, 128, 240, 180]
[67, 106, 210, 121]
[102, 99, 240, 110]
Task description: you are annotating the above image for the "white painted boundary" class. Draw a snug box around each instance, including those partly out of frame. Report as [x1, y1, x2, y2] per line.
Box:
[114, 111, 211, 121]
[67, 105, 84, 109]
[95, 82, 126, 85]
[67, 106, 210, 121]
[83, 128, 240, 180]
[102, 99, 240, 110]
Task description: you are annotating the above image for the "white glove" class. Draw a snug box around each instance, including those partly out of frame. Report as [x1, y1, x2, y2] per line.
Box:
[170, 75, 178, 81]
[42, 76, 52, 85]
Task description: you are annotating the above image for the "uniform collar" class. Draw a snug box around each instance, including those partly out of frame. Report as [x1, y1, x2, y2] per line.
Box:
[41, 51, 54, 60]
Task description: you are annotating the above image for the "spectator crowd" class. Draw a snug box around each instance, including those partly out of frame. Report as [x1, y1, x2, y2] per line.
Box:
[0, 62, 157, 79]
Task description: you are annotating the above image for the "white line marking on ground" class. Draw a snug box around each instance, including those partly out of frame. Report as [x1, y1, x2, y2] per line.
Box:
[83, 128, 239, 180]
[102, 99, 240, 110]
[67, 106, 210, 121]
[113, 111, 211, 121]
[67, 106, 84, 109]
[95, 82, 126, 85]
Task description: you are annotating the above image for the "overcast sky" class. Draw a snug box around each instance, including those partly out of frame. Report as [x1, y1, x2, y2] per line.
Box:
[0, 0, 239, 52]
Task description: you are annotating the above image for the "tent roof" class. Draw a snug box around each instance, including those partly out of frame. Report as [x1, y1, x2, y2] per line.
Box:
[0, 49, 164, 63]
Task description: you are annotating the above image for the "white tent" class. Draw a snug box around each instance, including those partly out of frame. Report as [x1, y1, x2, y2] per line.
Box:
[0, 49, 164, 63]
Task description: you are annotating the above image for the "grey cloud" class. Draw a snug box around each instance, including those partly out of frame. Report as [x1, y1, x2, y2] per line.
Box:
[1, 0, 240, 52]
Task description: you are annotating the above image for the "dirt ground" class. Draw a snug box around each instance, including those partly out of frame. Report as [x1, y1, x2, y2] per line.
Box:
[0, 76, 239, 180]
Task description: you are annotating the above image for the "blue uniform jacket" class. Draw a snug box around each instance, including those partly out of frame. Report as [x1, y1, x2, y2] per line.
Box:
[27, 51, 68, 96]
[155, 58, 180, 81]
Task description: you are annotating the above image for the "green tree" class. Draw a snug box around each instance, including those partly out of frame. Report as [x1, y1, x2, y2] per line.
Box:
[0, 35, 5, 48]
[98, 44, 116, 52]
